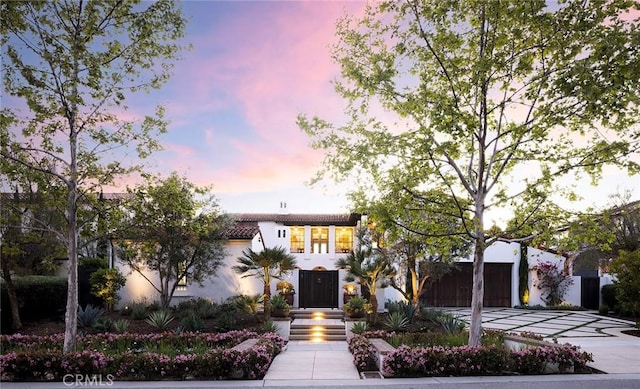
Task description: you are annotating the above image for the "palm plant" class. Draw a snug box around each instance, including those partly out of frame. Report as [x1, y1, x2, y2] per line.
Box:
[335, 226, 395, 321]
[233, 293, 265, 322]
[232, 246, 297, 316]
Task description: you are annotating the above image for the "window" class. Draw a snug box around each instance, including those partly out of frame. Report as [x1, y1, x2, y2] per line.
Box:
[177, 261, 187, 290]
[311, 227, 329, 254]
[290, 227, 305, 253]
[335, 227, 354, 253]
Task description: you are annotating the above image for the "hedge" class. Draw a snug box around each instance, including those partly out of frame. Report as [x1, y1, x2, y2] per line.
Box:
[1, 276, 67, 330]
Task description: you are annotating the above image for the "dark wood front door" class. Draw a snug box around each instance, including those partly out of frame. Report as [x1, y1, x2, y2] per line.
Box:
[299, 270, 338, 308]
[422, 263, 512, 307]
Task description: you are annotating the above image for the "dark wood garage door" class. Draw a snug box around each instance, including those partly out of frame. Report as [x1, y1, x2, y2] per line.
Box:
[299, 270, 339, 308]
[422, 263, 512, 307]
[581, 277, 600, 310]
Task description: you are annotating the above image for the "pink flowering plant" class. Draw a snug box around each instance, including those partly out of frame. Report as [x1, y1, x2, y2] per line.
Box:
[345, 330, 592, 377]
[382, 345, 510, 377]
[0, 331, 284, 382]
[347, 334, 378, 370]
[381, 343, 592, 377]
[532, 261, 574, 306]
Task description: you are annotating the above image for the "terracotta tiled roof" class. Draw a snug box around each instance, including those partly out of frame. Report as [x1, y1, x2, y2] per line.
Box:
[224, 222, 260, 240]
[231, 213, 361, 226]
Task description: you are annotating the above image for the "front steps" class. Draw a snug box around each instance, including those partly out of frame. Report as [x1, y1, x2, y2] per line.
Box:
[289, 309, 346, 341]
[291, 309, 344, 320]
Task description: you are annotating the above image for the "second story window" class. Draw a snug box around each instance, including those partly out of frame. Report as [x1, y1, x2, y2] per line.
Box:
[290, 226, 304, 253]
[335, 227, 354, 253]
[311, 227, 329, 254]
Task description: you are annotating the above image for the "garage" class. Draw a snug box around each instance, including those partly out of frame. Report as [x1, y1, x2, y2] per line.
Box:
[422, 263, 513, 307]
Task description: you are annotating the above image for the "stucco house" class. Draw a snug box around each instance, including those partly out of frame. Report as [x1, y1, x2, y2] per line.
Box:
[116, 212, 375, 309]
[115, 209, 602, 310]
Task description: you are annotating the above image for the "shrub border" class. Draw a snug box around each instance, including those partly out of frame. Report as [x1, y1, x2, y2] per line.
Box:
[0, 331, 284, 382]
[347, 332, 593, 377]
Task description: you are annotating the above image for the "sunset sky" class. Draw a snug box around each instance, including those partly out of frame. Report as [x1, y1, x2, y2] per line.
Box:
[145, 0, 638, 221]
[136, 0, 367, 214]
[6, 1, 639, 224]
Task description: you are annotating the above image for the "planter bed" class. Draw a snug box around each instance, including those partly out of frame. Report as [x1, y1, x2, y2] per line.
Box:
[347, 330, 593, 378]
[0, 330, 284, 382]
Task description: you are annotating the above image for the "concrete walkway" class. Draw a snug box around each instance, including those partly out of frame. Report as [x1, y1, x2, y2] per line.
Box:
[263, 339, 359, 380]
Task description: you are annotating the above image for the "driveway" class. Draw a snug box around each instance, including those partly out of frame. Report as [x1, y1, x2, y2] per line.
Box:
[446, 307, 640, 373]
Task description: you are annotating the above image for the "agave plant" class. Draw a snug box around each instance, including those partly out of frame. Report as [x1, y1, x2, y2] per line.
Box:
[92, 317, 113, 333]
[112, 319, 130, 333]
[383, 311, 410, 332]
[145, 310, 175, 330]
[77, 304, 106, 328]
[437, 312, 467, 334]
[261, 320, 280, 334]
[350, 321, 369, 334]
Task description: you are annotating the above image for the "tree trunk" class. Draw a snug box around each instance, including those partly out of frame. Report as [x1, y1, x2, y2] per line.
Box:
[469, 200, 486, 347]
[63, 186, 79, 353]
[410, 268, 420, 308]
[368, 285, 378, 322]
[263, 282, 271, 317]
[0, 254, 22, 331]
[63, 99, 79, 353]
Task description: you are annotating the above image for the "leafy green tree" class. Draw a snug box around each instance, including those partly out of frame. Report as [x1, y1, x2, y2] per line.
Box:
[356, 187, 470, 309]
[1, 0, 186, 352]
[118, 173, 230, 309]
[299, 1, 640, 346]
[506, 191, 639, 275]
[233, 247, 297, 317]
[609, 250, 640, 317]
[335, 226, 395, 321]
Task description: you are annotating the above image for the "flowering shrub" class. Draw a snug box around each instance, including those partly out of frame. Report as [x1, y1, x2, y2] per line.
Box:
[382, 345, 510, 377]
[347, 334, 378, 370]
[381, 343, 592, 377]
[532, 261, 574, 306]
[0, 331, 284, 382]
[345, 332, 593, 377]
[512, 345, 592, 374]
[0, 350, 113, 381]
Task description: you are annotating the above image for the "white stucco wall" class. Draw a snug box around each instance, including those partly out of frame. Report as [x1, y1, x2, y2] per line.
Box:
[115, 239, 259, 308]
[527, 247, 582, 306]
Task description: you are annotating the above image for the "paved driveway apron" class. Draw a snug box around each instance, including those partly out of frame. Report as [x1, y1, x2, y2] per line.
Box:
[446, 308, 640, 373]
[446, 308, 633, 338]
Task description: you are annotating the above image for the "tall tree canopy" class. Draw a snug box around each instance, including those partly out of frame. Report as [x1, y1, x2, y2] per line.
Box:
[0, 0, 187, 352]
[118, 173, 231, 309]
[299, 0, 640, 346]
